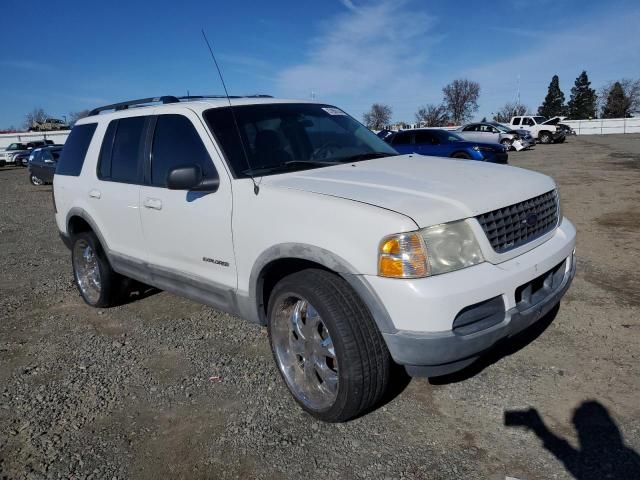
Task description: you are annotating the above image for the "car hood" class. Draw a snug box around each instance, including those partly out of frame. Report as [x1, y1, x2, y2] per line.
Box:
[265, 154, 555, 227]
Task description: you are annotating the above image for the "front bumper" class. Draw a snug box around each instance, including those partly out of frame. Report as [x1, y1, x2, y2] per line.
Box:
[367, 219, 576, 376]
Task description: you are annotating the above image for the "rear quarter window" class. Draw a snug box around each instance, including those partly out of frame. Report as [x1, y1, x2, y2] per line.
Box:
[57, 123, 97, 176]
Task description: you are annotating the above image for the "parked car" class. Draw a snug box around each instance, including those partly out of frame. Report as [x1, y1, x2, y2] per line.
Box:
[0, 140, 56, 166]
[487, 122, 536, 149]
[0, 142, 29, 166]
[509, 116, 565, 144]
[30, 118, 70, 131]
[388, 129, 508, 163]
[28, 146, 62, 185]
[542, 116, 576, 136]
[14, 151, 31, 167]
[54, 95, 575, 422]
[456, 122, 531, 150]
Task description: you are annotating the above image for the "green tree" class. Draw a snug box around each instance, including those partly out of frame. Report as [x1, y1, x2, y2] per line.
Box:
[567, 71, 597, 119]
[538, 75, 566, 118]
[602, 82, 629, 118]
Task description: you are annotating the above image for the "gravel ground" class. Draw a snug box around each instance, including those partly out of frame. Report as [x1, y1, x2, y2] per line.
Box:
[1, 134, 639, 480]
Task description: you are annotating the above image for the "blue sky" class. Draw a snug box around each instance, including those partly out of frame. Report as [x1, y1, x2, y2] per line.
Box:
[1, 0, 639, 128]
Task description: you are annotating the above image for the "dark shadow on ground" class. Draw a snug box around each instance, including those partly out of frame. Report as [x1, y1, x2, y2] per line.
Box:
[429, 303, 560, 385]
[505, 401, 640, 479]
[118, 279, 161, 306]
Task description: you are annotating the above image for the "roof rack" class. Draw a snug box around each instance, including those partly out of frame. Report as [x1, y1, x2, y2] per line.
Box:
[89, 94, 274, 116]
[89, 96, 179, 116]
[178, 94, 273, 100]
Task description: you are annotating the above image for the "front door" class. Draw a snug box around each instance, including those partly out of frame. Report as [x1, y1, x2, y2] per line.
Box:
[139, 109, 236, 294]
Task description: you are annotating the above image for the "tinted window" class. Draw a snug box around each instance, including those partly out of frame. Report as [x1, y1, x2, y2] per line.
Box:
[110, 117, 146, 183]
[413, 131, 437, 144]
[462, 125, 477, 131]
[57, 123, 97, 176]
[151, 115, 217, 187]
[392, 131, 412, 145]
[41, 149, 53, 162]
[98, 121, 117, 179]
[512, 118, 521, 126]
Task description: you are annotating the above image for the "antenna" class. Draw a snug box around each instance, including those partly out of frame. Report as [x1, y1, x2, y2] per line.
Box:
[201, 29, 259, 195]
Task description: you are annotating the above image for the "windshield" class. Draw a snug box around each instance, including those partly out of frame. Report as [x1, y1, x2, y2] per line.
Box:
[7, 143, 26, 150]
[533, 116, 547, 124]
[439, 130, 465, 142]
[489, 122, 511, 133]
[203, 103, 398, 177]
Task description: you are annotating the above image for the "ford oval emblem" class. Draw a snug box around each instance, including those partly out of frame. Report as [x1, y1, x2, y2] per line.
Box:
[523, 213, 538, 227]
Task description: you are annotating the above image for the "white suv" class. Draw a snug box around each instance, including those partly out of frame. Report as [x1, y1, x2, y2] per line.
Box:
[54, 96, 576, 422]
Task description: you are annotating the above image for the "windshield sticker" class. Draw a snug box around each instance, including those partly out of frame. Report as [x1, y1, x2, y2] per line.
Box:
[322, 107, 346, 116]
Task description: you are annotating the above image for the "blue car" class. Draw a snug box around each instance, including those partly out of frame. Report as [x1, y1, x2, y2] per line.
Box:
[387, 128, 508, 163]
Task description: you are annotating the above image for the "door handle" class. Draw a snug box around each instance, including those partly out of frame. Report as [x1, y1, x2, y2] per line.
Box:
[88, 189, 101, 199]
[143, 198, 162, 210]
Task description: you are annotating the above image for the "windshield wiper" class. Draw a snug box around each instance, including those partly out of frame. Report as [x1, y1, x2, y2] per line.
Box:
[242, 160, 340, 176]
[338, 151, 398, 163]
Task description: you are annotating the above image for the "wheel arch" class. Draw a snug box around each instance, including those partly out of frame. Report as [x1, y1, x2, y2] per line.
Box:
[65, 208, 111, 255]
[248, 243, 396, 334]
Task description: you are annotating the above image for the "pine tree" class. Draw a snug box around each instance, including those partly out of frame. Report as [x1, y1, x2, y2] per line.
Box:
[538, 75, 566, 118]
[567, 71, 597, 119]
[602, 82, 631, 118]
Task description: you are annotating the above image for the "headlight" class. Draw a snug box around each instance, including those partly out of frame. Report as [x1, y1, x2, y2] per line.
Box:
[472, 145, 495, 153]
[378, 220, 484, 278]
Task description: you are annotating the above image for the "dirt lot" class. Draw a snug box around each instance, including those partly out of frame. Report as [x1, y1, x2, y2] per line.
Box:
[1, 135, 639, 479]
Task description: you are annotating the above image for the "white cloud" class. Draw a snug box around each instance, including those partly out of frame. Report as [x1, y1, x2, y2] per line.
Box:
[465, 9, 640, 117]
[0, 60, 53, 72]
[276, 0, 440, 121]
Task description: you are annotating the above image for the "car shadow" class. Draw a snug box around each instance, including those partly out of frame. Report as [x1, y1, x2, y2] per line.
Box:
[118, 279, 161, 306]
[504, 401, 640, 479]
[429, 303, 560, 385]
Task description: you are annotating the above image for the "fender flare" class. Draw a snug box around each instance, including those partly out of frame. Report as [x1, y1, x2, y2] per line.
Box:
[247, 243, 396, 333]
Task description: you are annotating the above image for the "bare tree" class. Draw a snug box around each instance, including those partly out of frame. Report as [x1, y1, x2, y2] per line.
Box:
[598, 79, 640, 117]
[415, 104, 449, 127]
[492, 102, 528, 123]
[442, 79, 480, 125]
[68, 109, 92, 125]
[24, 108, 48, 130]
[363, 103, 392, 130]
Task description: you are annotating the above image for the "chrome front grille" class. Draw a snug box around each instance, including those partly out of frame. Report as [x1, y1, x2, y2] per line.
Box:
[476, 190, 559, 253]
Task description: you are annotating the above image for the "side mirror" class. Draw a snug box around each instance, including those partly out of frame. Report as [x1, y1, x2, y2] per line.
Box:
[166, 165, 219, 192]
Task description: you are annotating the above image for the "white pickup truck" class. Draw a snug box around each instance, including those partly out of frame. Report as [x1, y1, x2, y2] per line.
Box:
[54, 96, 577, 421]
[509, 116, 565, 144]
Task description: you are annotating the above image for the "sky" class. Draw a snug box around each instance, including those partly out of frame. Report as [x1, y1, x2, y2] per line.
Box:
[1, 0, 639, 128]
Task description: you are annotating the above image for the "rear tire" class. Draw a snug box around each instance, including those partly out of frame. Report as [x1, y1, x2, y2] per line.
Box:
[71, 232, 123, 308]
[29, 173, 44, 186]
[267, 269, 391, 422]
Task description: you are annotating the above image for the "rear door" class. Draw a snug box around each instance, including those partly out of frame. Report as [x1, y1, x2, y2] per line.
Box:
[460, 124, 480, 142]
[91, 115, 147, 260]
[413, 130, 448, 156]
[139, 109, 236, 291]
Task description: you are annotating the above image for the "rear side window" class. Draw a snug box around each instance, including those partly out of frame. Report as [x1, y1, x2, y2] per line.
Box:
[392, 132, 412, 145]
[512, 118, 521, 126]
[98, 117, 146, 184]
[56, 123, 97, 176]
[150, 115, 217, 187]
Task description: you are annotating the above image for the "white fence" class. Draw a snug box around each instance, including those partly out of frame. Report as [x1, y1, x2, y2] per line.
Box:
[0, 130, 70, 149]
[562, 117, 640, 135]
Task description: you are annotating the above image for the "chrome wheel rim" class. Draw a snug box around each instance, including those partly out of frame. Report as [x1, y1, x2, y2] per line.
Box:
[271, 297, 338, 410]
[31, 174, 44, 186]
[73, 240, 101, 304]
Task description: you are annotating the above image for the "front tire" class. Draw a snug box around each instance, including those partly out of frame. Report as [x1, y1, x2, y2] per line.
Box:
[71, 232, 123, 307]
[451, 152, 471, 159]
[267, 269, 391, 422]
[501, 139, 512, 151]
[539, 132, 552, 144]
